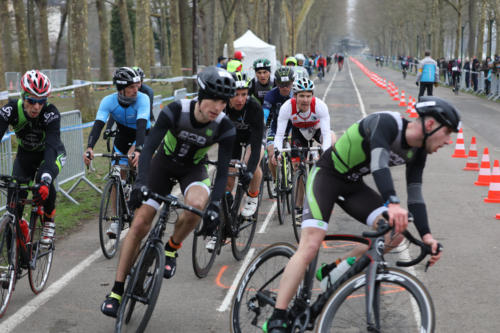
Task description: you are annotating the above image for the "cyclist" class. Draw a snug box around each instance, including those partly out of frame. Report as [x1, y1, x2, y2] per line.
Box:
[264, 96, 457, 332]
[0, 70, 66, 245]
[271, 77, 335, 222]
[316, 55, 327, 78]
[401, 56, 410, 78]
[326, 54, 332, 73]
[291, 53, 310, 79]
[337, 52, 344, 71]
[451, 58, 461, 94]
[248, 58, 274, 105]
[263, 67, 295, 196]
[84, 67, 151, 238]
[223, 72, 264, 222]
[100, 66, 236, 318]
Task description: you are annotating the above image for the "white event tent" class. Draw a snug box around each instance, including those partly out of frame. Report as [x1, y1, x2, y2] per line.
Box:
[233, 30, 277, 78]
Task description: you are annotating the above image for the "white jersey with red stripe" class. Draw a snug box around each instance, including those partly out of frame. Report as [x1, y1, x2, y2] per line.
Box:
[275, 96, 332, 152]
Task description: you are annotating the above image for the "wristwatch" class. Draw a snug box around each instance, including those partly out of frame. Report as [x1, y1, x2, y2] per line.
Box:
[386, 195, 400, 205]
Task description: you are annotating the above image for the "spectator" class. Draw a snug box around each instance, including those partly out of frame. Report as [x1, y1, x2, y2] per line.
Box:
[227, 50, 245, 72]
[416, 50, 439, 98]
[463, 57, 470, 89]
[471, 56, 480, 92]
[483, 57, 493, 95]
[216, 56, 227, 69]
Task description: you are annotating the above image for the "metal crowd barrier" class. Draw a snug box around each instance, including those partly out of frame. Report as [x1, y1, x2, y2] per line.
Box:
[55, 110, 101, 204]
[0, 134, 12, 211]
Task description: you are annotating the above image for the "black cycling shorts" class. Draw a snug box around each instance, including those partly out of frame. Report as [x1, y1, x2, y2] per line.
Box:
[144, 152, 210, 210]
[301, 165, 386, 231]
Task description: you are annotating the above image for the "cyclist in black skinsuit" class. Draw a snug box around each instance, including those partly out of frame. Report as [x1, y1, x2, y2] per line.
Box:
[0, 70, 66, 246]
[248, 58, 274, 105]
[101, 66, 237, 318]
[264, 96, 460, 332]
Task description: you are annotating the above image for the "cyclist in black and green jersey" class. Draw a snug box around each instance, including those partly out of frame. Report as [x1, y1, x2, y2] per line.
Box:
[264, 96, 460, 332]
[248, 58, 274, 105]
[0, 70, 66, 246]
[101, 66, 236, 318]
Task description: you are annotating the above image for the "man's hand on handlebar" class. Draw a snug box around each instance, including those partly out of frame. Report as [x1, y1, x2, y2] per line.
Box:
[422, 233, 441, 267]
[387, 203, 408, 234]
[84, 148, 94, 167]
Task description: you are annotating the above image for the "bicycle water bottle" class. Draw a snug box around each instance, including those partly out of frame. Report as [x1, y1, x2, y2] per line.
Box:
[18, 218, 30, 246]
[318, 257, 356, 292]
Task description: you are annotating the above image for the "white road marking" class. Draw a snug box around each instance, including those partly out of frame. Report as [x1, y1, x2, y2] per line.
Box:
[347, 59, 367, 117]
[258, 202, 277, 233]
[322, 69, 338, 101]
[217, 247, 256, 312]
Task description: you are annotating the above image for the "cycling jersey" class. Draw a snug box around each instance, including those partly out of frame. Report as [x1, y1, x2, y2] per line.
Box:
[275, 97, 331, 152]
[262, 87, 293, 127]
[248, 78, 274, 105]
[417, 57, 438, 83]
[225, 97, 264, 173]
[315, 111, 430, 236]
[136, 99, 236, 202]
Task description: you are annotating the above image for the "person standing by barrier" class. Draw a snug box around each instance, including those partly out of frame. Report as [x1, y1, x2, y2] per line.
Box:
[416, 50, 439, 98]
[472, 56, 480, 92]
[463, 58, 470, 90]
[84, 67, 151, 237]
[0, 70, 66, 245]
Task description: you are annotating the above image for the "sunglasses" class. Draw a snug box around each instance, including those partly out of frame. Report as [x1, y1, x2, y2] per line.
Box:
[25, 96, 47, 105]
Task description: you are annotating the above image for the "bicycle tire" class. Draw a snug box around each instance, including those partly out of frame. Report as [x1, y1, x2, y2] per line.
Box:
[116, 241, 165, 333]
[99, 178, 122, 259]
[291, 170, 306, 243]
[231, 185, 258, 260]
[192, 222, 218, 278]
[316, 267, 435, 333]
[0, 217, 16, 318]
[230, 243, 297, 333]
[28, 211, 54, 294]
[276, 156, 292, 225]
[262, 156, 275, 199]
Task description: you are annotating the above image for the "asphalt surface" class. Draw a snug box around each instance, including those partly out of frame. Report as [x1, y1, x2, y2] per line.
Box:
[1, 58, 500, 332]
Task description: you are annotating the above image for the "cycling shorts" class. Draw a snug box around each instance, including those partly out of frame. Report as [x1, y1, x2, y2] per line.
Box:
[291, 126, 321, 159]
[112, 132, 136, 166]
[302, 165, 386, 231]
[144, 152, 211, 210]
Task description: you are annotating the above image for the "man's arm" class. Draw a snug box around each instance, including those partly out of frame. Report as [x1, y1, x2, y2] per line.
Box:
[0, 101, 15, 139]
[274, 102, 291, 152]
[316, 99, 333, 151]
[41, 108, 65, 180]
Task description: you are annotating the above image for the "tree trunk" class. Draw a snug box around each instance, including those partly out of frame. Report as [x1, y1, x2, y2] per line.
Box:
[0, 6, 5, 93]
[118, 0, 135, 65]
[70, 0, 94, 121]
[27, 0, 40, 68]
[271, 0, 281, 57]
[66, 0, 72, 84]
[135, 0, 151, 76]
[179, 0, 193, 69]
[149, 19, 155, 69]
[168, 0, 183, 88]
[96, 0, 110, 81]
[217, 0, 238, 56]
[467, 0, 477, 58]
[476, 0, 486, 61]
[34, 0, 50, 68]
[495, 0, 500, 55]
[430, 0, 440, 56]
[0, 0, 14, 72]
[159, 0, 169, 66]
[13, 0, 30, 72]
[438, 0, 444, 58]
[52, 2, 68, 69]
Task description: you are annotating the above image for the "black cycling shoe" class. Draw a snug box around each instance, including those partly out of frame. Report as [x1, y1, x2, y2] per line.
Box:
[101, 292, 122, 318]
[164, 250, 178, 279]
[263, 318, 290, 333]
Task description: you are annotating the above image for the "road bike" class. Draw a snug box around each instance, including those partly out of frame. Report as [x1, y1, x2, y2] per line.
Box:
[88, 151, 136, 259]
[0, 175, 55, 317]
[230, 214, 439, 332]
[274, 148, 293, 226]
[192, 159, 260, 278]
[115, 187, 203, 333]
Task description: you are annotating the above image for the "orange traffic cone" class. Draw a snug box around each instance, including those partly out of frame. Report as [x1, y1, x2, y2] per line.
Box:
[451, 128, 467, 158]
[399, 90, 407, 106]
[463, 137, 479, 171]
[484, 160, 500, 203]
[474, 147, 491, 186]
[392, 88, 399, 101]
[409, 101, 418, 118]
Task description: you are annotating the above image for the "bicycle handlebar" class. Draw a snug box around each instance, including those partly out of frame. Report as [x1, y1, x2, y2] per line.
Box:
[140, 186, 203, 217]
[279, 146, 321, 153]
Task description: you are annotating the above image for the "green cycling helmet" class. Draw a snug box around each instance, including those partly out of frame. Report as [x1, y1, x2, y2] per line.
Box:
[253, 58, 271, 72]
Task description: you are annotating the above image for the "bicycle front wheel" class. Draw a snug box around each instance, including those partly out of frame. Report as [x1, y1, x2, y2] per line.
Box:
[231, 185, 258, 260]
[276, 156, 292, 225]
[291, 171, 305, 243]
[230, 243, 297, 333]
[192, 223, 218, 278]
[316, 267, 435, 333]
[116, 242, 165, 333]
[99, 178, 123, 259]
[0, 217, 17, 318]
[28, 211, 54, 294]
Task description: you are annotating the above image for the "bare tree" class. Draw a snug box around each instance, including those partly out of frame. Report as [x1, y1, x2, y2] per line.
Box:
[13, 0, 30, 72]
[169, 0, 183, 87]
[96, 0, 111, 80]
[70, 0, 94, 120]
[217, 0, 239, 55]
[0, 0, 14, 72]
[444, 0, 464, 59]
[118, 0, 135, 65]
[476, 0, 487, 60]
[495, 0, 500, 54]
[34, 0, 50, 68]
[179, 0, 193, 69]
[27, 0, 40, 68]
[0, 4, 5, 93]
[52, 1, 68, 69]
[135, 0, 151, 76]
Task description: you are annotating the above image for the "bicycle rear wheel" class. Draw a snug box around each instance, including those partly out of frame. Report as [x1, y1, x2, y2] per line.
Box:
[231, 185, 258, 260]
[99, 179, 123, 259]
[230, 243, 297, 333]
[116, 242, 165, 333]
[316, 268, 435, 333]
[28, 211, 54, 294]
[0, 217, 16, 318]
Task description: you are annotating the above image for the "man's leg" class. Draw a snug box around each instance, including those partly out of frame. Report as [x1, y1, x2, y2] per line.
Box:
[242, 147, 264, 217]
[427, 83, 433, 96]
[418, 83, 426, 97]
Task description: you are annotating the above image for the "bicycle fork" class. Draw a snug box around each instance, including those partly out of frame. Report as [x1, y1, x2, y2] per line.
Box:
[365, 258, 381, 331]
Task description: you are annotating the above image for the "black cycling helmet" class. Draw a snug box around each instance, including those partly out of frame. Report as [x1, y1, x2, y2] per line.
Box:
[274, 67, 294, 85]
[132, 66, 145, 80]
[231, 71, 250, 89]
[415, 96, 461, 132]
[113, 67, 141, 91]
[253, 58, 271, 72]
[197, 66, 236, 101]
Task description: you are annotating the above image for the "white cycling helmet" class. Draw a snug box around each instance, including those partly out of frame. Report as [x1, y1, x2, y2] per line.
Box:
[294, 53, 306, 63]
[293, 77, 315, 93]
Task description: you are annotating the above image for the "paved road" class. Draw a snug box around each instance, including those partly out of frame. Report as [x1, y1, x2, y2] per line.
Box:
[1, 58, 500, 332]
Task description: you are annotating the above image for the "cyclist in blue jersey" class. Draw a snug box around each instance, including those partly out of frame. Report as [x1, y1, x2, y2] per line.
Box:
[263, 67, 294, 195]
[84, 67, 151, 237]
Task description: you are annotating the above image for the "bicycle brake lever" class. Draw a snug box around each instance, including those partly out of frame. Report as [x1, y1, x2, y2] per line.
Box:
[424, 243, 443, 272]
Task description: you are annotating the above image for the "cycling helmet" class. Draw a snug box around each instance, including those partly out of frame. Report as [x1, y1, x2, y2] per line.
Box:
[293, 77, 315, 93]
[294, 53, 306, 63]
[231, 71, 249, 89]
[274, 67, 295, 85]
[132, 66, 145, 80]
[234, 50, 245, 60]
[415, 96, 461, 132]
[285, 56, 297, 66]
[20, 70, 51, 97]
[197, 66, 236, 100]
[113, 67, 141, 91]
[253, 58, 271, 72]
